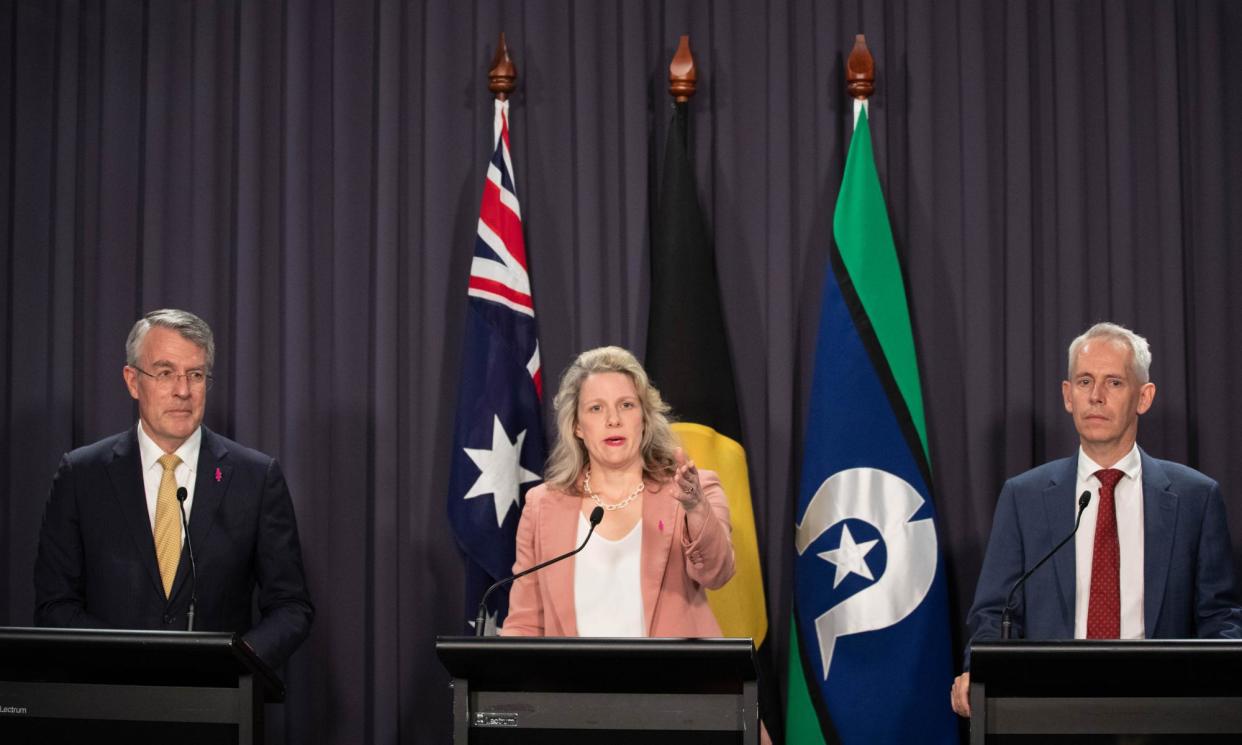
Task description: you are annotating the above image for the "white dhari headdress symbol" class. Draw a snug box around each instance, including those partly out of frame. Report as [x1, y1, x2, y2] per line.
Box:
[795, 467, 938, 678]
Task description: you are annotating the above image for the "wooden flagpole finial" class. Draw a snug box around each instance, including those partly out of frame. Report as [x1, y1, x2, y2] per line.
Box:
[488, 32, 517, 101]
[668, 35, 697, 102]
[845, 34, 875, 101]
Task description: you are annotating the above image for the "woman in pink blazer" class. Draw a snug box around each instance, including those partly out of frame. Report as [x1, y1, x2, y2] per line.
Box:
[502, 345, 735, 637]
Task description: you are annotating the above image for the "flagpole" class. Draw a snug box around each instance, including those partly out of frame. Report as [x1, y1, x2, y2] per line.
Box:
[487, 32, 520, 209]
[846, 34, 874, 125]
[669, 35, 697, 102]
[488, 32, 515, 101]
[668, 35, 697, 148]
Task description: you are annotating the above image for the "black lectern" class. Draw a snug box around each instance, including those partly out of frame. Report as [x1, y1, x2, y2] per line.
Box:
[0, 627, 283, 745]
[436, 636, 759, 744]
[970, 640, 1242, 744]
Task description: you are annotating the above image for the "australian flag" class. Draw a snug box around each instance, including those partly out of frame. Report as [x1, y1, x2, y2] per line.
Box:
[447, 98, 545, 634]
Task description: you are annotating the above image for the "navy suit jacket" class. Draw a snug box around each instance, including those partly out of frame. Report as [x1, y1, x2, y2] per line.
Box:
[965, 448, 1242, 666]
[34, 426, 314, 668]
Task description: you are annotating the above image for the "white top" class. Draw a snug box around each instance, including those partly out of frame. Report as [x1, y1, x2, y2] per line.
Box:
[136, 422, 200, 538]
[1073, 444, 1145, 638]
[573, 512, 645, 637]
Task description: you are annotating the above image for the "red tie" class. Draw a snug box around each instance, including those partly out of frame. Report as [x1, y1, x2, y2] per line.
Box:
[1087, 468, 1125, 638]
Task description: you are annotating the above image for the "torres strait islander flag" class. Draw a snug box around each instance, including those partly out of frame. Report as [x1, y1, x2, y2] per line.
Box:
[785, 103, 957, 744]
[447, 98, 545, 633]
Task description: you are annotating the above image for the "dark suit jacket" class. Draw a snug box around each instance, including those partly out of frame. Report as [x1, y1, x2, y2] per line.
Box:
[965, 448, 1242, 665]
[34, 426, 314, 668]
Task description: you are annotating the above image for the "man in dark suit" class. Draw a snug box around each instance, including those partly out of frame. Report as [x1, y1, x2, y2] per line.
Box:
[34, 309, 313, 668]
[951, 322, 1242, 717]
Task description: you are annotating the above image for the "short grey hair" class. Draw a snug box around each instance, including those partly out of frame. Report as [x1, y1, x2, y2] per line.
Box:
[125, 309, 216, 372]
[1067, 322, 1151, 384]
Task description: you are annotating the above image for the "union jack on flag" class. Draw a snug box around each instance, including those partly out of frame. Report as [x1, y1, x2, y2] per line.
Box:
[447, 98, 546, 633]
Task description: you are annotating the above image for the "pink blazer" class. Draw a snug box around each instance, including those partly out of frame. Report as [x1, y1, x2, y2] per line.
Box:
[502, 469, 735, 637]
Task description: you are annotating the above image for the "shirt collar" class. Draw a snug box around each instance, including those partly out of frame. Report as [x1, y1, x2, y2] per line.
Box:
[1077, 442, 1141, 484]
[136, 421, 202, 474]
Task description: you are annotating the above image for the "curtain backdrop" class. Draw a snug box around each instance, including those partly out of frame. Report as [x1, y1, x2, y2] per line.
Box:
[3, 1, 1240, 743]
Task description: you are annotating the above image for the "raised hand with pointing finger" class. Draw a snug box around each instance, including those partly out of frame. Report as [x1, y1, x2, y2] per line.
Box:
[673, 446, 704, 510]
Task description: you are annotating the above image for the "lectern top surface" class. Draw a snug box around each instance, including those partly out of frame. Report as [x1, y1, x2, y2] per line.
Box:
[0, 626, 284, 701]
[970, 639, 1242, 697]
[435, 636, 759, 694]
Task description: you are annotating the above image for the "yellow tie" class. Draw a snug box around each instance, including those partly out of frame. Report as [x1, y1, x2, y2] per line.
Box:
[154, 453, 183, 598]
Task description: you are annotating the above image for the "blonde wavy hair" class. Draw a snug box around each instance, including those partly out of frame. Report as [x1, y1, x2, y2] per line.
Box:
[543, 346, 680, 493]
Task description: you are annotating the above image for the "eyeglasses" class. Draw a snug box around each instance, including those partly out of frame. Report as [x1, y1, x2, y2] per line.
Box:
[131, 366, 214, 391]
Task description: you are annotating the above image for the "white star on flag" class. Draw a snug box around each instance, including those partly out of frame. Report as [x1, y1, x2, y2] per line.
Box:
[462, 415, 541, 527]
[817, 523, 879, 588]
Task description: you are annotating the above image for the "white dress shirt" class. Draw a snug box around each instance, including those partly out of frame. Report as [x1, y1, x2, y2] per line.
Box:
[136, 422, 200, 540]
[1073, 444, 1145, 638]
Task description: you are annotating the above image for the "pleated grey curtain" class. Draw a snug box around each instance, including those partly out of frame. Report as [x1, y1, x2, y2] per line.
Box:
[3, 1, 1240, 743]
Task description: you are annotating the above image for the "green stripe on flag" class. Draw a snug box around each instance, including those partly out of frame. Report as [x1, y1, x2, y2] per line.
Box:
[832, 106, 928, 460]
[785, 618, 830, 745]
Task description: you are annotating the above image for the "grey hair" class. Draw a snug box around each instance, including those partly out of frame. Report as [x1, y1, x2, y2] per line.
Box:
[125, 309, 216, 372]
[1067, 322, 1151, 384]
[543, 346, 680, 493]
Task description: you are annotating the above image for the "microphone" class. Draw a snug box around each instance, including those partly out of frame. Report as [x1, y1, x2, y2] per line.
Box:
[474, 505, 605, 636]
[1000, 490, 1092, 639]
[176, 487, 199, 632]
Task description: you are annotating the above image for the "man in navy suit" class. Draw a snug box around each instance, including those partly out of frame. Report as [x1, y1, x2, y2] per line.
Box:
[34, 309, 313, 668]
[951, 322, 1242, 717]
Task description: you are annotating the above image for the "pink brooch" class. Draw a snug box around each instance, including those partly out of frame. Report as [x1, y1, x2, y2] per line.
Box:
[215, 467, 222, 482]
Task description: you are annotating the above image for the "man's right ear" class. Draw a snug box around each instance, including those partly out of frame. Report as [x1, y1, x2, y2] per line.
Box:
[122, 366, 141, 400]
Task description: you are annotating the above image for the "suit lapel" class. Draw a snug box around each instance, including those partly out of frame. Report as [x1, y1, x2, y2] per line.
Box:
[542, 492, 582, 636]
[640, 481, 676, 635]
[171, 427, 231, 601]
[107, 429, 166, 598]
[1140, 450, 1176, 634]
[1042, 457, 1079, 637]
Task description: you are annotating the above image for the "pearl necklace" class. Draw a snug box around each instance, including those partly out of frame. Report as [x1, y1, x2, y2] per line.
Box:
[583, 467, 645, 511]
